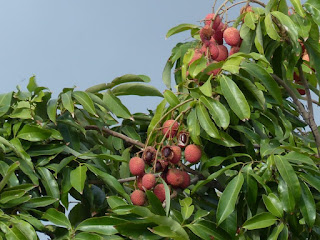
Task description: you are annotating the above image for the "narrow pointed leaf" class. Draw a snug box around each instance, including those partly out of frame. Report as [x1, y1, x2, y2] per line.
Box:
[112, 83, 163, 97]
[262, 193, 283, 218]
[243, 212, 278, 230]
[163, 90, 179, 107]
[196, 104, 220, 139]
[166, 23, 200, 39]
[72, 91, 97, 116]
[300, 181, 316, 227]
[61, 91, 74, 115]
[103, 91, 131, 119]
[70, 165, 87, 194]
[43, 208, 71, 229]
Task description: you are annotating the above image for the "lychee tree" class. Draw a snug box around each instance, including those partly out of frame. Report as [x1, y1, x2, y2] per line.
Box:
[0, 0, 320, 239]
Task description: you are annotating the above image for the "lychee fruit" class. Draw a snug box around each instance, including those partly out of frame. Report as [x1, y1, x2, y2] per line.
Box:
[184, 144, 202, 163]
[154, 184, 166, 202]
[177, 131, 189, 148]
[162, 145, 174, 160]
[166, 168, 184, 187]
[204, 13, 221, 30]
[180, 171, 191, 189]
[170, 146, 182, 164]
[136, 176, 144, 191]
[131, 189, 146, 206]
[240, 5, 253, 15]
[189, 49, 202, 65]
[215, 45, 228, 62]
[213, 30, 224, 45]
[162, 120, 179, 138]
[142, 173, 156, 190]
[230, 46, 240, 55]
[200, 25, 214, 43]
[223, 27, 241, 46]
[142, 146, 156, 164]
[200, 45, 208, 55]
[129, 157, 145, 176]
[209, 44, 219, 60]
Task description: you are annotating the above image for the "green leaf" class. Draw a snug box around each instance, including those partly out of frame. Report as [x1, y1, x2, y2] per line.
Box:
[241, 61, 282, 105]
[37, 167, 60, 208]
[216, 173, 244, 225]
[107, 196, 128, 209]
[146, 190, 166, 216]
[300, 181, 316, 227]
[199, 96, 230, 129]
[75, 232, 102, 240]
[47, 99, 58, 124]
[244, 12, 257, 30]
[291, 13, 311, 39]
[147, 99, 167, 138]
[274, 155, 301, 203]
[151, 226, 181, 239]
[70, 165, 87, 194]
[72, 91, 97, 116]
[61, 91, 74, 116]
[0, 161, 20, 192]
[0, 92, 13, 117]
[222, 56, 244, 74]
[0, 189, 26, 204]
[17, 125, 52, 142]
[27, 76, 37, 92]
[305, 0, 320, 26]
[262, 193, 283, 218]
[112, 83, 163, 97]
[163, 59, 173, 89]
[267, 223, 284, 240]
[299, 173, 320, 192]
[283, 151, 317, 168]
[243, 212, 278, 230]
[289, 0, 305, 17]
[180, 197, 194, 221]
[166, 23, 200, 39]
[186, 220, 230, 240]
[163, 90, 179, 107]
[86, 164, 130, 202]
[187, 108, 201, 145]
[305, 37, 320, 85]
[278, 177, 295, 213]
[22, 196, 58, 208]
[196, 104, 220, 139]
[199, 78, 212, 97]
[43, 208, 71, 229]
[219, 75, 250, 121]
[76, 216, 126, 235]
[254, 21, 264, 54]
[103, 90, 132, 119]
[265, 13, 280, 40]
[160, 178, 171, 217]
[8, 220, 37, 240]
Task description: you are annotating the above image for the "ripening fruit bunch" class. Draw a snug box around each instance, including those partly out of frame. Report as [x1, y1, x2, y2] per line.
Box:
[190, 12, 242, 77]
[129, 119, 202, 206]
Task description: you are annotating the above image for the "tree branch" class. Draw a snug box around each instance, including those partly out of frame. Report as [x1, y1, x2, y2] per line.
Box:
[85, 125, 145, 149]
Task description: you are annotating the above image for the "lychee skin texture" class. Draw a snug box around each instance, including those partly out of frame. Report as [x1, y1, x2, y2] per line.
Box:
[185, 144, 202, 163]
[223, 27, 241, 47]
[230, 46, 240, 55]
[166, 169, 184, 187]
[142, 173, 156, 190]
[200, 25, 214, 43]
[136, 176, 144, 191]
[215, 45, 229, 62]
[129, 157, 145, 176]
[162, 120, 179, 138]
[170, 146, 182, 164]
[154, 184, 166, 202]
[131, 190, 146, 206]
[204, 13, 221, 30]
[180, 171, 191, 189]
[209, 44, 219, 60]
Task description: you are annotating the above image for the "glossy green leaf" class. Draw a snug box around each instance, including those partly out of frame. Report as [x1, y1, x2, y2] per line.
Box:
[199, 78, 212, 97]
[222, 56, 244, 74]
[216, 173, 244, 225]
[0, 161, 20, 192]
[262, 193, 283, 218]
[76, 216, 126, 235]
[283, 151, 317, 168]
[107, 196, 128, 209]
[146, 190, 166, 216]
[196, 104, 220, 139]
[22, 196, 58, 208]
[17, 125, 52, 142]
[103, 90, 131, 119]
[241, 61, 282, 105]
[305, 37, 320, 84]
[220, 75, 250, 121]
[112, 83, 163, 97]
[243, 212, 278, 230]
[299, 173, 320, 192]
[75, 232, 102, 240]
[0, 189, 26, 204]
[254, 21, 264, 54]
[163, 90, 179, 107]
[265, 13, 280, 40]
[278, 177, 295, 213]
[61, 91, 74, 116]
[43, 208, 71, 229]
[274, 155, 301, 202]
[0, 92, 13, 117]
[162, 59, 173, 89]
[244, 12, 257, 30]
[305, 0, 320, 26]
[186, 220, 230, 240]
[267, 223, 284, 240]
[187, 108, 201, 145]
[70, 165, 87, 194]
[37, 167, 60, 208]
[147, 99, 166, 137]
[291, 13, 311, 39]
[300, 181, 316, 227]
[72, 91, 97, 116]
[180, 197, 194, 220]
[86, 164, 130, 202]
[160, 178, 171, 217]
[200, 96, 230, 129]
[166, 23, 200, 39]
[8, 220, 37, 240]
[289, 0, 305, 17]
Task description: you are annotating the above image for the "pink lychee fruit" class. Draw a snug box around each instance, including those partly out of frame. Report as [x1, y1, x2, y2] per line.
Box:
[223, 27, 241, 46]
[154, 184, 166, 202]
[215, 45, 229, 61]
[170, 146, 182, 164]
[180, 171, 191, 189]
[131, 190, 146, 206]
[166, 168, 184, 187]
[129, 157, 145, 176]
[142, 173, 156, 190]
[184, 144, 202, 163]
[162, 120, 179, 138]
[230, 46, 240, 55]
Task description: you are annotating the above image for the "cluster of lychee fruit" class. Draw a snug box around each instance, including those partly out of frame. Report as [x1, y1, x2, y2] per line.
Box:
[129, 119, 202, 206]
[189, 12, 242, 77]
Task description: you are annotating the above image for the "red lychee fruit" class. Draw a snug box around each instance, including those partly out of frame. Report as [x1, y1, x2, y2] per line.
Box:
[131, 189, 146, 206]
[230, 46, 240, 55]
[200, 25, 214, 43]
[154, 184, 166, 202]
[129, 157, 145, 176]
[142, 146, 156, 164]
[189, 49, 202, 65]
[204, 13, 221, 30]
[298, 88, 306, 95]
[162, 120, 179, 138]
[170, 146, 182, 164]
[180, 171, 191, 189]
[223, 27, 241, 47]
[215, 45, 228, 62]
[177, 131, 189, 148]
[136, 176, 144, 191]
[200, 45, 208, 55]
[209, 44, 219, 60]
[166, 168, 184, 187]
[213, 30, 224, 45]
[162, 145, 174, 161]
[208, 67, 221, 77]
[142, 173, 156, 190]
[185, 144, 202, 163]
[240, 5, 253, 15]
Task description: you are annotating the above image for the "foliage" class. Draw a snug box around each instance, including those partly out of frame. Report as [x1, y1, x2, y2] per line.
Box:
[1, 0, 320, 239]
